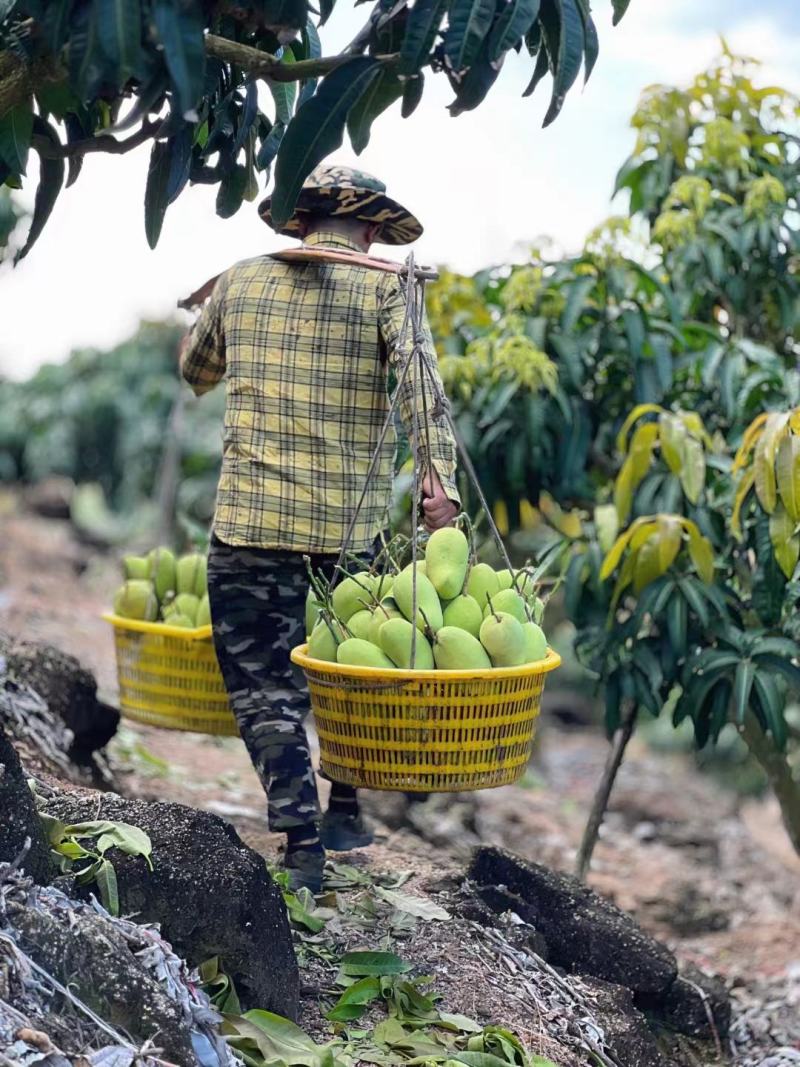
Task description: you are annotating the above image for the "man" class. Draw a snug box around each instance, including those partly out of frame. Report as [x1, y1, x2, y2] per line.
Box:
[180, 164, 459, 892]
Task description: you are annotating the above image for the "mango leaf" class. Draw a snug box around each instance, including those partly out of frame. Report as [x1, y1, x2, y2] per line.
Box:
[611, 0, 632, 24]
[679, 436, 705, 504]
[444, 0, 496, 72]
[594, 504, 619, 554]
[656, 515, 682, 573]
[448, 39, 502, 116]
[615, 403, 662, 454]
[401, 73, 425, 117]
[541, 0, 585, 127]
[752, 670, 787, 749]
[374, 886, 452, 920]
[574, 0, 598, 83]
[347, 69, 403, 153]
[487, 0, 541, 61]
[15, 117, 65, 263]
[144, 137, 172, 249]
[732, 659, 756, 725]
[96, 0, 142, 86]
[600, 515, 652, 580]
[216, 164, 248, 218]
[0, 101, 33, 176]
[438, 1013, 483, 1033]
[628, 421, 659, 482]
[683, 520, 714, 583]
[658, 412, 687, 474]
[451, 1055, 517, 1067]
[94, 858, 120, 915]
[271, 52, 298, 125]
[271, 57, 381, 227]
[731, 468, 755, 541]
[400, 0, 448, 75]
[666, 591, 687, 658]
[221, 1010, 334, 1067]
[753, 412, 790, 513]
[613, 455, 635, 524]
[732, 411, 768, 472]
[768, 504, 799, 580]
[298, 19, 322, 107]
[326, 977, 382, 1022]
[153, 0, 206, 120]
[776, 433, 800, 522]
[341, 951, 411, 976]
[522, 44, 549, 98]
[633, 536, 662, 594]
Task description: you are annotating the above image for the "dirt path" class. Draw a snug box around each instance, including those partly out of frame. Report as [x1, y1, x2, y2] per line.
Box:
[2, 501, 799, 1056]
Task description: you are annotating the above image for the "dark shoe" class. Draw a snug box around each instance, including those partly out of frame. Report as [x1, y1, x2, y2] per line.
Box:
[320, 810, 374, 851]
[283, 847, 325, 893]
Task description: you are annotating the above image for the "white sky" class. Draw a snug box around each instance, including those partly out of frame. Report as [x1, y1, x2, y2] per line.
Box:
[1, 0, 798, 380]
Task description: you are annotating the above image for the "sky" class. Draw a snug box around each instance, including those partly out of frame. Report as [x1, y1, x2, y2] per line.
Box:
[1, 0, 798, 380]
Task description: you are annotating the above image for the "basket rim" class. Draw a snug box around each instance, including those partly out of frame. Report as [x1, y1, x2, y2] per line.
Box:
[102, 612, 213, 641]
[291, 643, 561, 681]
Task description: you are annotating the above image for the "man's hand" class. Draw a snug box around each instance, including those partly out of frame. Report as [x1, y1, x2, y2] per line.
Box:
[421, 469, 459, 532]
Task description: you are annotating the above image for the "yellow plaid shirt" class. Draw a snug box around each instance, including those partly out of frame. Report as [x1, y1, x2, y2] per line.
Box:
[181, 231, 459, 553]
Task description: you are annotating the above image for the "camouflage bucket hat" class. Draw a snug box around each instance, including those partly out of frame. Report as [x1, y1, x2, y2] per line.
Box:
[258, 164, 423, 246]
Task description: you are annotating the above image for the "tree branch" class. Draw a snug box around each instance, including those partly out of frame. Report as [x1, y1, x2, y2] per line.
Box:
[31, 120, 159, 159]
[203, 33, 399, 82]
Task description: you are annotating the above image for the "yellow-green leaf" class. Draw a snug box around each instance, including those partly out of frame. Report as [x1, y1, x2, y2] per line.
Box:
[789, 408, 800, 435]
[600, 516, 653, 581]
[614, 455, 635, 525]
[768, 504, 800, 579]
[659, 412, 687, 474]
[732, 411, 768, 473]
[610, 551, 636, 614]
[776, 433, 800, 522]
[679, 437, 705, 503]
[657, 515, 682, 572]
[633, 536, 663, 594]
[630, 519, 660, 551]
[753, 413, 790, 513]
[684, 522, 715, 583]
[679, 410, 713, 449]
[629, 422, 659, 482]
[731, 468, 755, 540]
[615, 403, 663, 455]
[594, 504, 619, 555]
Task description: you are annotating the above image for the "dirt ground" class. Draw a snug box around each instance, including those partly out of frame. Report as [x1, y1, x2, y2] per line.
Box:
[2, 500, 799, 1062]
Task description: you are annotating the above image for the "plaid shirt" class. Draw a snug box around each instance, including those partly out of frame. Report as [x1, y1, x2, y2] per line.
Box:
[181, 231, 459, 553]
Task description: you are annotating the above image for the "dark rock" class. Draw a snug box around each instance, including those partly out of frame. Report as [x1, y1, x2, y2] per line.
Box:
[1, 635, 119, 760]
[586, 978, 675, 1067]
[42, 790, 299, 1017]
[0, 724, 52, 883]
[10, 896, 194, 1065]
[469, 846, 677, 996]
[651, 964, 731, 1040]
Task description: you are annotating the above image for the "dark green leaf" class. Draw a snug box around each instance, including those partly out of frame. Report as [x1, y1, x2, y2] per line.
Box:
[755, 653, 800, 693]
[541, 0, 584, 126]
[341, 951, 411, 976]
[604, 671, 621, 735]
[752, 670, 787, 749]
[96, 0, 142, 86]
[234, 80, 260, 152]
[666, 592, 687, 660]
[399, 0, 448, 75]
[69, 1, 106, 101]
[270, 53, 298, 125]
[0, 101, 33, 177]
[143, 138, 171, 249]
[678, 577, 709, 629]
[153, 0, 206, 119]
[216, 164, 248, 219]
[611, 0, 631, 25]
[15, 117, 65, 263]
[401, 73, 425, 117]
[487, 0, 541, 62]
[257, 120, 285, 171]
[449, 38, 503, 116]
[574, 0, 598, 82]
[348, 69, 403, 153]
[298, 19, 322, 107]
[444, 0, 496, 72]
[732, 659, 755, 724]
[271, 57, 381, 227]
[165, 124, 194, 203]
[95, 858, 120, 915]
[320, 0, 337, 24]
[522, 43, 549, 98]
[326, 976, 382, 1022]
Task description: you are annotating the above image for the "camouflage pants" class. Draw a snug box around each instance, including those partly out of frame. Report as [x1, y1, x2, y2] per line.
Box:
[207, 535, 338, 831]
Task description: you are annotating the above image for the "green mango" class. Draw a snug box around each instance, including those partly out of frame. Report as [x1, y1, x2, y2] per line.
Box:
[466, 563, 501, 612]
[521, 621, 547, 663]
[393, 564, 444, 633]
[433, 627, 492, 670]
[308, 618, 345, 662]
[176, 552, 205, 596]
[113, 579, 158, 621]
[347, 609, 374, 641]
[496, 568, 514, 591]
[479, 612, 527, 668]
[164, 592, 200, 625]
[379, 617, 434, 669]
[331, 572, 374, 622]
[168, 613, 196, 629]
[441, 594, 483, 638]
[336, 638, 395, 669]
[367, 599, 404, 644]
[148, 547, 177, 603]
[425, 527, 469, 600]
[196, 593, 212, 628]
[483, 588, 528, 624]
[123, 555, 150, 580]
[305, 588, 323, 638]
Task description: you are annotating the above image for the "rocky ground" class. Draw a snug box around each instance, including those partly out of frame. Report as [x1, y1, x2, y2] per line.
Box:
[2, 493, 799, 1065]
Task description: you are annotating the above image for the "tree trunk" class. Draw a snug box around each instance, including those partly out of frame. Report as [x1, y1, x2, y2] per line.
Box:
[740, 711, 800, 856]
[575, 701, 638, 881]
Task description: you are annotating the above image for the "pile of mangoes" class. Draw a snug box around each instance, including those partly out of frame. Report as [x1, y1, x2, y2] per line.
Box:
[112, 547, 210, 629]
[306, 528, 548, 671]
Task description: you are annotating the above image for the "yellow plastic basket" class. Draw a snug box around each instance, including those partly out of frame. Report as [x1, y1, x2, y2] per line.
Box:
[291, 644, 561, 792]
[103, 613, 238, 736]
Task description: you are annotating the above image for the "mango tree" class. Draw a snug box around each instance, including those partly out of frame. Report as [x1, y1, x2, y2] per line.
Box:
[0, 0, 631, 258]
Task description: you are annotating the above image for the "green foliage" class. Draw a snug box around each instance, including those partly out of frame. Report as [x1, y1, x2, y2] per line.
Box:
[0, 0, 630, 253]
[39, 813, 153, 915]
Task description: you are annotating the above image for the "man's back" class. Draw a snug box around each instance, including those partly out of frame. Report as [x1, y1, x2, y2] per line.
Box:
[181, 231, 456, 553]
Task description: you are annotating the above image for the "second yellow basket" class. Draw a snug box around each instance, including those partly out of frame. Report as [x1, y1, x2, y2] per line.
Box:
[291, 644, 561, 792]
